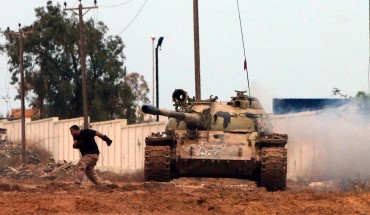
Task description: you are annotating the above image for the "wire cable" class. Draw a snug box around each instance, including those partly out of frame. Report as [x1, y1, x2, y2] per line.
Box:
[6, 55, 12, 115]
[3, 55, 12, 116]
[99, 0, 136, 8]
[95, 5, 99, 23]
[367, 54, 370, 93]
[236, 0, 251, 97]
[116, 0, 148, 36]
[72, 0, 79, 8]
[79, 0, 147, 35]
[367, 2, 370, 93]
[83, 0, 136, 8]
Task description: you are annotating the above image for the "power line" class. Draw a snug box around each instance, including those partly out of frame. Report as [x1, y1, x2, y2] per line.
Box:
[83, 0, 136, 8]
[0, 88, 16, 90]
[93, 4, 98, 23]
[116, 0, 148, 35]
[78, 0, 148, 35]
[72, 0, 80, 7]
[367, 54, 370, 94]
[3, 55, 12, 113]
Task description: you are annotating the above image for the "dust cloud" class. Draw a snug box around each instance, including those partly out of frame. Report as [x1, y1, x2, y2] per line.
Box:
[272, 100, 370, 182]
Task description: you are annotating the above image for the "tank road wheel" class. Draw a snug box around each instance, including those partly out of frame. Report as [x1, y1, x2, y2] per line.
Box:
[144, 145, 171, 182]
[260, 147, 287, 191]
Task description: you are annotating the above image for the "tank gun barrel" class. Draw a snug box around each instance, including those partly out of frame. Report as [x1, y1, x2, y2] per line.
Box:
[142, 105, 186, 120]
[142, 105, 205, 129]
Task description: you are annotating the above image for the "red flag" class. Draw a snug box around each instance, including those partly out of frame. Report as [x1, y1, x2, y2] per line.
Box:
[243, 59, 247, 71]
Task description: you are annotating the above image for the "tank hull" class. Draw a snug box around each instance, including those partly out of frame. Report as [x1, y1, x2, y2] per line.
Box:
[174, 159, 259, 178]
[144, 131, 287, 191]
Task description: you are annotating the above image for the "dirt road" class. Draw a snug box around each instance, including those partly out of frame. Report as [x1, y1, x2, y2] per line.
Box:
[1, 176, 370, 215]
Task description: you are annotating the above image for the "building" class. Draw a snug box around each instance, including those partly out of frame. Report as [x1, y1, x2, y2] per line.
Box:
[272, 98, 349, 115]
[10, 108, 40, 119]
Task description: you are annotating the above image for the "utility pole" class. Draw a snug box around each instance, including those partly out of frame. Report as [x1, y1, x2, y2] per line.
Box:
[4, 24, 32, 167]
[64, 0, 98, 129]
[193, 0, 201, 100]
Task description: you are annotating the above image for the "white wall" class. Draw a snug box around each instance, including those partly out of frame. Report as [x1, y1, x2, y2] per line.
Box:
[5, 110, 367, 180]
[0, 117, 166, 174]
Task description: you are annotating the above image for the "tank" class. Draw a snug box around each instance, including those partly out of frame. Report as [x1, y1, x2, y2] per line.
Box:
[142, 89, 288, 191]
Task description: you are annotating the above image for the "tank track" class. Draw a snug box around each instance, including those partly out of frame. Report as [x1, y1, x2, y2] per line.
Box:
[144, 145, 171, 182]
[256, 133, 288, 148]
[260, 147, 287, 191]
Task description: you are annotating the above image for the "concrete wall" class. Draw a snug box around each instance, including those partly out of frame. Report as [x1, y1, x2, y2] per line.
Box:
[4, 110, 368, 180]
[0, 117, 166, 174]
[0, 113, 320, 177]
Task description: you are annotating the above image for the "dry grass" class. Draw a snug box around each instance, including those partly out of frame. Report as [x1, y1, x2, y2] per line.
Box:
[27, 143, 52, 163]
[290, 174, 370, 192]
[338, 176, 370, 192]
[0, 157, 22, 170]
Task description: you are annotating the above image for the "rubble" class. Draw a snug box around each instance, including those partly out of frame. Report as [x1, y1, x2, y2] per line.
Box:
[0, 142, 40, 164]
[0, 128, 6, 143]
[0, 141, 74, 180]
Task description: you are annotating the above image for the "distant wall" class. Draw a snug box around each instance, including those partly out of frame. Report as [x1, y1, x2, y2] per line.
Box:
[0, 117, 166, 174]
[4, 110, 368, 180]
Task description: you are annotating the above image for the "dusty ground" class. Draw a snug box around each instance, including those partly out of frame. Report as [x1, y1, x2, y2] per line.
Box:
[1, 143, 370, 214]
[1, 174, 370, 215]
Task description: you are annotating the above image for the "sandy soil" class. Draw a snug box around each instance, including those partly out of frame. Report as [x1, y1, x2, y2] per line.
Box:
[1, 175, 370, 215]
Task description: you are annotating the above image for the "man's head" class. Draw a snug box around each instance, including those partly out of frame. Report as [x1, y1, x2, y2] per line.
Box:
[70, 125, 81, 137]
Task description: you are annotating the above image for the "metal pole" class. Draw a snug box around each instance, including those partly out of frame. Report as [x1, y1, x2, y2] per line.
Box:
[193, 0, 201, 100]
[79, 3, 89, 129]
[19, 29, 26, 167]
[155, 46, 159, 122]
[151, 35, 156, 106]
[155, 37, 164, 122]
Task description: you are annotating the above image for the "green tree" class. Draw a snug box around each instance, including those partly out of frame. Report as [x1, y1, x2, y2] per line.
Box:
[1, 1, 149, 124]
[354, 91, 370, 114]
[355, 91, 369, 99]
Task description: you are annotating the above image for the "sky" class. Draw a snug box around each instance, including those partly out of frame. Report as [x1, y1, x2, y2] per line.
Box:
[0, 0, 369, 117]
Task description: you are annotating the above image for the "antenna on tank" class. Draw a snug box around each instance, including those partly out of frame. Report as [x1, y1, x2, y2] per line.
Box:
[236, 0, 251, 97]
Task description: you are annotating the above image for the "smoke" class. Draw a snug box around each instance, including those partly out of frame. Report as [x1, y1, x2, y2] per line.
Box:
[272, 99, 370, 182]
[250, 82, 274, 114]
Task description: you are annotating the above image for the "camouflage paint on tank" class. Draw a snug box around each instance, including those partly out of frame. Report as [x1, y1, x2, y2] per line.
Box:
[142, 89, 288, 191]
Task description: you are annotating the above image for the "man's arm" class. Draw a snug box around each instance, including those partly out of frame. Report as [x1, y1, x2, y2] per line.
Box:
[73, 140, 84, 148]
[95, 131, 105, 139]
[96, 131, 113, 146]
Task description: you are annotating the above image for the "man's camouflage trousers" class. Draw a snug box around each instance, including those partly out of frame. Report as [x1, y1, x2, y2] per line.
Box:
[73, 153, 103, 185]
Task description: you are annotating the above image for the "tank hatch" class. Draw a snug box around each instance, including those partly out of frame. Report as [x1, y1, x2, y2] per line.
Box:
[227, 90, 259, 109]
